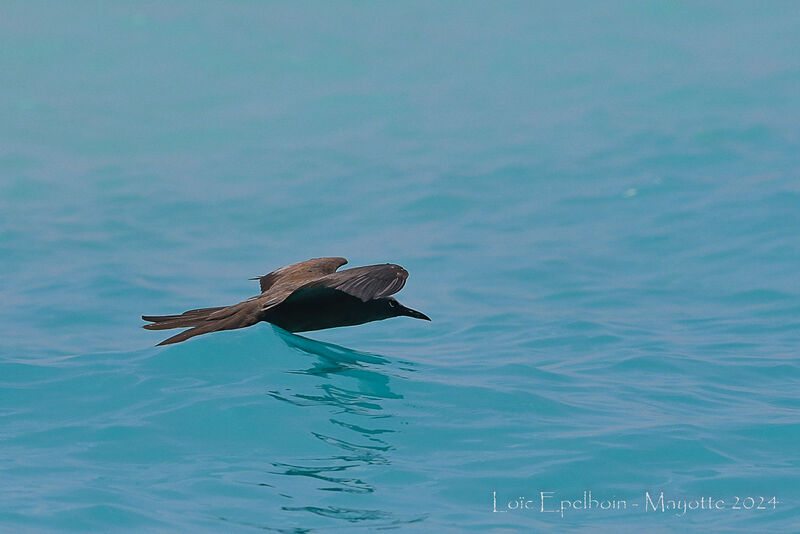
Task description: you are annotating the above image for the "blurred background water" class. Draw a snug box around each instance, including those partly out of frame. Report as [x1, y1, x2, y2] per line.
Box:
[2, 2, 800, 532]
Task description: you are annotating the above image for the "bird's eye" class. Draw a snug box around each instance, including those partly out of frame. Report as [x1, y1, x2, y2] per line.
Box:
[388, 301, 396, 307]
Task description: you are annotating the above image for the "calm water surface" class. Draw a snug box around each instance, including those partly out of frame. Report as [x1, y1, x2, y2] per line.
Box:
[2, 2, 800, 532]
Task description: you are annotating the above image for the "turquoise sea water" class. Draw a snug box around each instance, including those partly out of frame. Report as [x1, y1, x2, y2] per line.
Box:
[2, 2, 800, 532]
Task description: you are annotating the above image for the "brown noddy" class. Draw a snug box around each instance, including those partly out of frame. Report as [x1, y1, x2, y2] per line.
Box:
[142, 257, 430, 345]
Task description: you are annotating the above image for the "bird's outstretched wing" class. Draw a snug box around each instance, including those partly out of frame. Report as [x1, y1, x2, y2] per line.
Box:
[252, 257, 347, 293]
[263, 264, 409, 311]
[311, 264, 408, 301]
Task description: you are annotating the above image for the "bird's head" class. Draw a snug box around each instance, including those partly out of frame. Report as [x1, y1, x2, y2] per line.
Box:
[380, 297, 431, 322]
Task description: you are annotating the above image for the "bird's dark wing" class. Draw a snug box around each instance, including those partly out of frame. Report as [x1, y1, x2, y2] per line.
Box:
[298, 263, 409, 302]
[258, 262, 408, 312]
[252, 257, 347, 293]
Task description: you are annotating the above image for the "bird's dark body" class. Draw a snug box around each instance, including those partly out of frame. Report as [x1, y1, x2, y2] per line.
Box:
[142, 257, 429, 345]
[262, 289, 395, 333]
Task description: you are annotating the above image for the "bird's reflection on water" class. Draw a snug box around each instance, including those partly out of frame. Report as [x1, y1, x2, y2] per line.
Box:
[254, 328, 425, 530]
[276, 327, 415, 376]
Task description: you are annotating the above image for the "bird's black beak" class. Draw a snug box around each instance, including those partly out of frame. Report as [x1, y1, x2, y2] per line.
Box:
[401, 305, 431, 321]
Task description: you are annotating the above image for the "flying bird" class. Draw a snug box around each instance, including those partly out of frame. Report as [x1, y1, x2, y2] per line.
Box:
[142, 257, 430, 345]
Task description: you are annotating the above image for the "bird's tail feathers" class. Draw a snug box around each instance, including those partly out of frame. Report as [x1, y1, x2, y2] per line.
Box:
[142, 302, 260, 345]
[142, 306, 228, 330]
